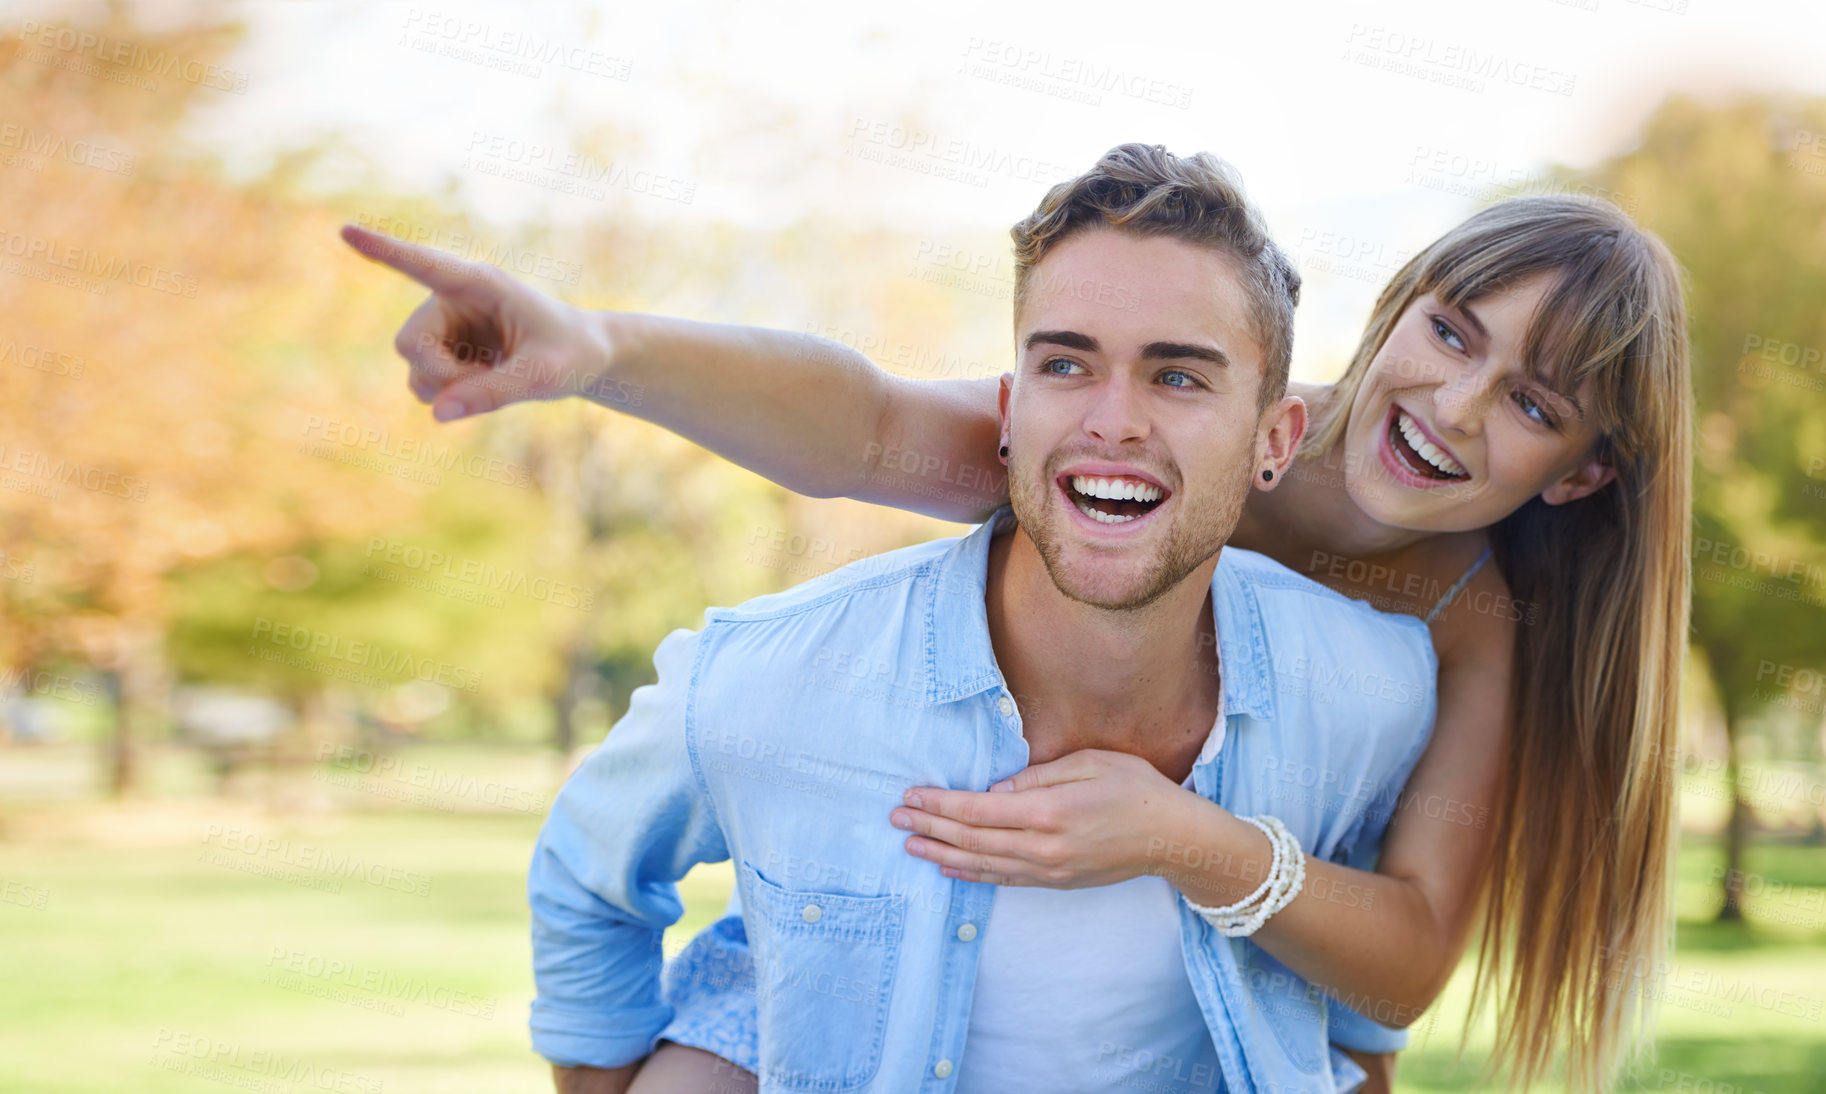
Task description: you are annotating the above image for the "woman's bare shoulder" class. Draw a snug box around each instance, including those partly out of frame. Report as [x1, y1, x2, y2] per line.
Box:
[1426, 542, 1518, 671]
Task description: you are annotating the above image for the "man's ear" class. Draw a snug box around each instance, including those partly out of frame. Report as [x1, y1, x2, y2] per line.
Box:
[1254, 395, 1307, 492]
[997, 372, 1014, 449]
[1540, 452, 1616, 505]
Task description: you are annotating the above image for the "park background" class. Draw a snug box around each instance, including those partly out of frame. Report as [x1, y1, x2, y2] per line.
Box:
[3, 0, 1825, 1090]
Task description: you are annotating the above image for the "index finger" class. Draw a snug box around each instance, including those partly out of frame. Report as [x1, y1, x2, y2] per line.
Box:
[988, 750, 1101, 794]
[340, 223, 492, 296]
[902, 786, 1043, 828]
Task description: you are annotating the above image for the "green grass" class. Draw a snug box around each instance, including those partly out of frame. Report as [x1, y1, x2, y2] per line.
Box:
[0, 744, 736, 1094]
[1342, 835, 1826, 1093]
[1, 744, 1821, 1092]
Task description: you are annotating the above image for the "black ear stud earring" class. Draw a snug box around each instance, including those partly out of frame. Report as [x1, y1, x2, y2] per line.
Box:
[1262, 469, 1273, 482]
[999, 444, 1009, 459]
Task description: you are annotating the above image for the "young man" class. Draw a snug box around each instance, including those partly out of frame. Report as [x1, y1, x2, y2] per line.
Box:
[507, 146, 1436, 1094]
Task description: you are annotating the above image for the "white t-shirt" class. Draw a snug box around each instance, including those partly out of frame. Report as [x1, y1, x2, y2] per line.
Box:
[952, 766, 1226, 1094]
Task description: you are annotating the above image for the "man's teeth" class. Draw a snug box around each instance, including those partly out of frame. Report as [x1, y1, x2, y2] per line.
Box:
[1077, 502, 1137, 524]
[1396, 412, 1467, 477]
[1070, 475, 1163, 502]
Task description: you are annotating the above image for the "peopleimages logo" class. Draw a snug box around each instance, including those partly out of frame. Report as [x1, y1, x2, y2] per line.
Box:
[846, 119, 1076, 187]
[315, 743, 549, 814]
[248, 617, 483, 693]
[1343, 25, 1577, 97]
[400, 10, 634, 81]
[149, 1029, 382, 1093]
[957, 38, 1195, 110]
[0, 228, 198, 297]
[200, 823, 433, 898]
[263, 946, 499, 1020]
[0, 121, 136, 176]
[352, 213, 581, 286]
[0, 338, 86, 378]
[0, 443, 148, 501]
[17, 21, 251, 94]
[362, 537, 595, 611]
[463, 130, 696, 205]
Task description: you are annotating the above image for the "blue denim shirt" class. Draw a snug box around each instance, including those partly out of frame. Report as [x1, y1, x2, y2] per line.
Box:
[529, 508, 1438, 1093]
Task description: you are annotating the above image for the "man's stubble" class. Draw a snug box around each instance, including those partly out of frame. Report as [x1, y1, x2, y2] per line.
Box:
[1008, 442, 1254, 614]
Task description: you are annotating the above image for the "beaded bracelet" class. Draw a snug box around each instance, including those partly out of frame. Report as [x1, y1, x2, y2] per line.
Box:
[1224, 816, 1303, 937]
[1189, 816, 1294, 936]
[1182, 814, 1307, 937]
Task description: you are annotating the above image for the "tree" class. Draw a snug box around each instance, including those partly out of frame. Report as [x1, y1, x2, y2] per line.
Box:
[1567, 96, 1826, 917]
[0, 12, 532, 787]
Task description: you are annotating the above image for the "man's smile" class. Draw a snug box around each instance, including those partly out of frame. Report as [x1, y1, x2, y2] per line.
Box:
[1055, 464, 1171, 530]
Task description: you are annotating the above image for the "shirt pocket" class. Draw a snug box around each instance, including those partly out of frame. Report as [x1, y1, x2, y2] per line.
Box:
[739, 859, 906, 1091]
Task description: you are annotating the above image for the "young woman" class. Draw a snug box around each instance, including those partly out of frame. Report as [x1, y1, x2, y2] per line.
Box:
[346, 189, 1691, 1094]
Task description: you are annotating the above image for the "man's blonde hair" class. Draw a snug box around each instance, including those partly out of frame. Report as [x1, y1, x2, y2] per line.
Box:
[1010, 143, 1300, 410]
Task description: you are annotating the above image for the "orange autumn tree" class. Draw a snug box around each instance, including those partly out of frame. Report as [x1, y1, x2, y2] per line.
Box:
[0, 12, 573, 789]
[0, 9, 804, 789]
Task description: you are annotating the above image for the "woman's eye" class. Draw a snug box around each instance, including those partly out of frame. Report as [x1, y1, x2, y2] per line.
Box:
[1514, 390, 1556, 428]
[1041, 356, 1083, 376]
[1430, 317, 1466, 352]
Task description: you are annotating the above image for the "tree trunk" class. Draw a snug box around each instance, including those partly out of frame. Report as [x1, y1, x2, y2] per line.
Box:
[98, 668, 126, 795]
[550, 630, 596, 756]
[1717, 697, 1748, 922]
[106, 619, 170, 798]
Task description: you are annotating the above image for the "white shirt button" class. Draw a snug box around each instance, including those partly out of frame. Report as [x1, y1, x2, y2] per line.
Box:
[933, 1059, 954, 1078]
[956, 922, 977, 942]
[801, 903, 822, 923]
[997, 695, 1014, 716]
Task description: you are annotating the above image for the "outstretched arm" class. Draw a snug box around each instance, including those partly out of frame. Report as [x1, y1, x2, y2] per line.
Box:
[611, 315, 1006, 521]
[341, 226, 1007, 522]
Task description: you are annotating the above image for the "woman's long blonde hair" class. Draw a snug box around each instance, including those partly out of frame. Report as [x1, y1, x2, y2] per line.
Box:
[1305, 196, 1692, 1093]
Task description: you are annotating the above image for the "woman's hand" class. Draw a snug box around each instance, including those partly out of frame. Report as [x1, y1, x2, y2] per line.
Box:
[341, 224, 613, 421]
[890, 749, 1205, 888]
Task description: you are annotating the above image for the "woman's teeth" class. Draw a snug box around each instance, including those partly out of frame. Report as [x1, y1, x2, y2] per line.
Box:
[1395, 412, 1468, 479]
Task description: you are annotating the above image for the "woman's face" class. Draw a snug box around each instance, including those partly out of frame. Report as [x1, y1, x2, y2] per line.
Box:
[1340, 272, 1616, 533]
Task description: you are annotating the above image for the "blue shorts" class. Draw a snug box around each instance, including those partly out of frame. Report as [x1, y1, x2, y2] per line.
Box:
[659, 913, 760, 1075]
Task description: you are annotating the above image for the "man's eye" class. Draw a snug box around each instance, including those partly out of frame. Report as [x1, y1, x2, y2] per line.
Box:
[1042, 357, 1083, 375]
[1514, 390, 1557, 428]
[1161, 370, 1201, 389]
[1431, 317, 1466, 352]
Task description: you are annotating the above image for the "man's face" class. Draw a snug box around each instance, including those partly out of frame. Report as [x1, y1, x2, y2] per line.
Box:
[1003, 227, 1272, 611]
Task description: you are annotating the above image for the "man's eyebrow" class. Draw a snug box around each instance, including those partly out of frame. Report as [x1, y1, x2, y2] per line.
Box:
[1141, 341, 1228, 368]
[1024, 330, 1099, 353]
[1023, 331, 1228, 368]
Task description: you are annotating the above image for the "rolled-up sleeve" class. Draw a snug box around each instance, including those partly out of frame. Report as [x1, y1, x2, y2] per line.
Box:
[528, 626, 730, 1068]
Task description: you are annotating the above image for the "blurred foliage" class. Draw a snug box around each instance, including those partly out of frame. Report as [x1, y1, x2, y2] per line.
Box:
[1552, 98, 1826, 912]
[0, 6, 969, 780]
[0, 9, 802, 770]
[1563, 96, 1826, 720]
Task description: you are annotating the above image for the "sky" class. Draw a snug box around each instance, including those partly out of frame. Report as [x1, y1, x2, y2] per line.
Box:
[19, 0, 1826, 372]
